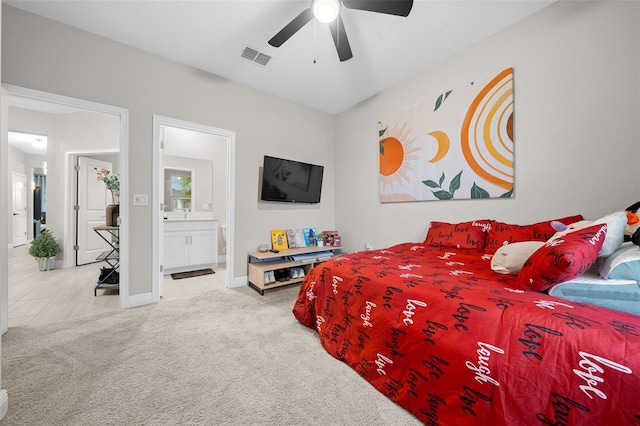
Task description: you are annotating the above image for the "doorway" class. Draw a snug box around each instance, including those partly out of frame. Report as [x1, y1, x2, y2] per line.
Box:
[10, 172, 28, 247]
[74, 154, 118, 266]
[2, 85, 129, 326]
[152, 115, 236, 301]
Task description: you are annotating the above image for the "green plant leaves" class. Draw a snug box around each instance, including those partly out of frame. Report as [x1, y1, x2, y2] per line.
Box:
[379, 127, 388, 154]
[449, 171, 462, 194]
[471, 183, 490, 198]
[422, 173, 513, 200]
[422, 171, 462, 200]
[28, 229, 61, 258]
[434, 90, 453, 112]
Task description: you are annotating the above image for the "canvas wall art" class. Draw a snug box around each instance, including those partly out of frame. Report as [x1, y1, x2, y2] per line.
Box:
[379, 68, 514, 202]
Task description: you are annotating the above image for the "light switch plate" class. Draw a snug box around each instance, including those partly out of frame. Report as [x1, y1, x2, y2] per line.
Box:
[133, 193, 148, 206]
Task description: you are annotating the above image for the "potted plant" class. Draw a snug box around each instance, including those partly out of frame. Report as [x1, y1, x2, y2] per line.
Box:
[29, 229, 61, 271]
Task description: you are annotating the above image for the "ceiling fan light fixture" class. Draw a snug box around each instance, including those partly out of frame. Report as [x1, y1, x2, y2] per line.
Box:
[312, 0, 341, 23]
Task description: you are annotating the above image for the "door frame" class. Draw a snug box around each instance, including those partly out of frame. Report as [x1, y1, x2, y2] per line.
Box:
[3, 84, 130, 310]
[152, 115, 236, 301]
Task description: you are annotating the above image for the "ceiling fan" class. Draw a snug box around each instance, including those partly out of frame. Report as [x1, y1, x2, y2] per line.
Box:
[268, 0, 414, 62]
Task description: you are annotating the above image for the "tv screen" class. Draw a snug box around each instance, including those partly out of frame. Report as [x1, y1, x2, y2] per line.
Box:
[260, 155, 324, 203]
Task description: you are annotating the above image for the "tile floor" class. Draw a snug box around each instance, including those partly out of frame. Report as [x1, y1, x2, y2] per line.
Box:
[8, 244, 226, 327]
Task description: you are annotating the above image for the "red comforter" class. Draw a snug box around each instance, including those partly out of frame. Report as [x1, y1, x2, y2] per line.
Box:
[293, 243, 640, 425]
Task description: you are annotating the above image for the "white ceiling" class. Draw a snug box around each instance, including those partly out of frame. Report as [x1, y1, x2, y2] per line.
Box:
[8, 131, 47, 155]
[4, 0, 555, 114]
[6, 94, 88, 154]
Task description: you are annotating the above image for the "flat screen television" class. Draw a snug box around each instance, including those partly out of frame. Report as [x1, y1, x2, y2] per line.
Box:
[260, 155, 324, 204]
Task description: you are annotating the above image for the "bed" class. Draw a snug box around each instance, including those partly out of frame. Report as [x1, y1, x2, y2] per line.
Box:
[293, 216, 640, 425]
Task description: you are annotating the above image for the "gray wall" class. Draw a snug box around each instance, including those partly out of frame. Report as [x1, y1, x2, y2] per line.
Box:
[336, 0, 640, 251]
[7, 107, 120, 263]
[2, 5, 336, 295]
[2, 1, 640, 291]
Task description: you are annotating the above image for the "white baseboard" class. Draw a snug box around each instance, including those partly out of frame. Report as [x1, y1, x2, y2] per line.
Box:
[230, 276, 248, 288]
[124, 292, 155, 309]
[0, 389, 8, 420]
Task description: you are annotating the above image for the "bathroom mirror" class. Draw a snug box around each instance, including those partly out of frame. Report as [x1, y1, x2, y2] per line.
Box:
[163, 155, 213, 212]
[165, 168, 192, 211]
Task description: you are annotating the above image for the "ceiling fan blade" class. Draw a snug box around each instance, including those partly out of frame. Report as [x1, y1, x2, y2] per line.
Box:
[342, 0, 413, 17]
[328, 17, 353, 62]
[268, 8, 314, 47]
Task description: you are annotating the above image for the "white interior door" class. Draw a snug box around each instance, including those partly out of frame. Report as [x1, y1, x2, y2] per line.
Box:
[11, 172, 28, 247]
[76, 157, 111, 265]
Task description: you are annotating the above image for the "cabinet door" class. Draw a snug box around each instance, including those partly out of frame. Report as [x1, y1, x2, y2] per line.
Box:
[164, 230, 189, 270]
[189, 229, 216, 266]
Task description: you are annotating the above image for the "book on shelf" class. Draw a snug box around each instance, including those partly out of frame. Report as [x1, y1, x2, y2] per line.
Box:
[271, 229, 288, 250]
[286, 229, 307, 248]
[303, 227, 317, 246]
[321, 230, 342, 247]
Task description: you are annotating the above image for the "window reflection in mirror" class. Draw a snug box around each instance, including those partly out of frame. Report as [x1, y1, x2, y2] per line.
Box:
[164, 168, 192, 212]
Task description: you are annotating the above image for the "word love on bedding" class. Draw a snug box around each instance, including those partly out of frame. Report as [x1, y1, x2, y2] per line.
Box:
[292, 215, 640, 424]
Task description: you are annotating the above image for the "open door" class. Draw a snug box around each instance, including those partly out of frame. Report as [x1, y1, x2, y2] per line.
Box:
[76, 156, 112, 265]
[11, 172, 28, 247]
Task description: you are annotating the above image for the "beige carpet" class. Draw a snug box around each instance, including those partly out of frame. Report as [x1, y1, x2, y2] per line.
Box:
[1, 285, 420, 425]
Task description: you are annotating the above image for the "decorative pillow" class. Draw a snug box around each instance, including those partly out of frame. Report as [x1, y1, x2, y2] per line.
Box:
[592, 211, 626, 257]
[491, 241, 545, 275]
[484, 214, 583, 254]
[425, 220, 490, 251]
[515, 223, 607, 292]
[597, 243, 640, 281]
[549, 212, 626, 258]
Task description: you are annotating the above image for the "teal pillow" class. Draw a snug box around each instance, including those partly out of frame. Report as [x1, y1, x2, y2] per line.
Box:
[598, 243, 640, 281]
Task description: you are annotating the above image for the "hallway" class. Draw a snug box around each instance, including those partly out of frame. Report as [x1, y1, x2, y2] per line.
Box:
[8, 244, 226, 327]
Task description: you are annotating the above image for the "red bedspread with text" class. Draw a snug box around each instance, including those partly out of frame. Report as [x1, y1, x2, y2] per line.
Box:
[293, 243, 640, 425]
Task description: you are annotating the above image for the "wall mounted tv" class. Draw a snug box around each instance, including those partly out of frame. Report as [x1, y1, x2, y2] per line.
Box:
[260, 155, 324, 204]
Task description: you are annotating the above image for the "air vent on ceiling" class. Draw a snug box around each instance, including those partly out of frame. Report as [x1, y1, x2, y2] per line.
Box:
[241, 46, 272, 67]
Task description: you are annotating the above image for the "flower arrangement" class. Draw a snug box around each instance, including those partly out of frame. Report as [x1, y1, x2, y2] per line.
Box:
[95, 167, 120, 204]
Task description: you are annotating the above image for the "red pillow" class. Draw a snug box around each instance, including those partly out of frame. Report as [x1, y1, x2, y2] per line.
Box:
[484, 214, 583, 254]
[515, 223, 607, 292]
[425, 220, 491, 251]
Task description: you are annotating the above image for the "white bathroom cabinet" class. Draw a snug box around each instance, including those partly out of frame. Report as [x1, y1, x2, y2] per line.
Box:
[164, 219, 218, 274]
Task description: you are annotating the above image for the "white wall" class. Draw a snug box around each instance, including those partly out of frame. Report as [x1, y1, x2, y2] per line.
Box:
[1, 5, 336, 292]
[6, 108, 54, 244]
[7, 107, 119, 265]
[335, 1, 640, 252]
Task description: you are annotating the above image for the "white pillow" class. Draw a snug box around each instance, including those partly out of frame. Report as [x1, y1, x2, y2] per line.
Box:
[491, 241, 545, 275]
[592, 211, 626, 257]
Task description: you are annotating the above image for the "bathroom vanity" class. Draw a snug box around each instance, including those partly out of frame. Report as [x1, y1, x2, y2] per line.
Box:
[164, 218, 218, 274]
